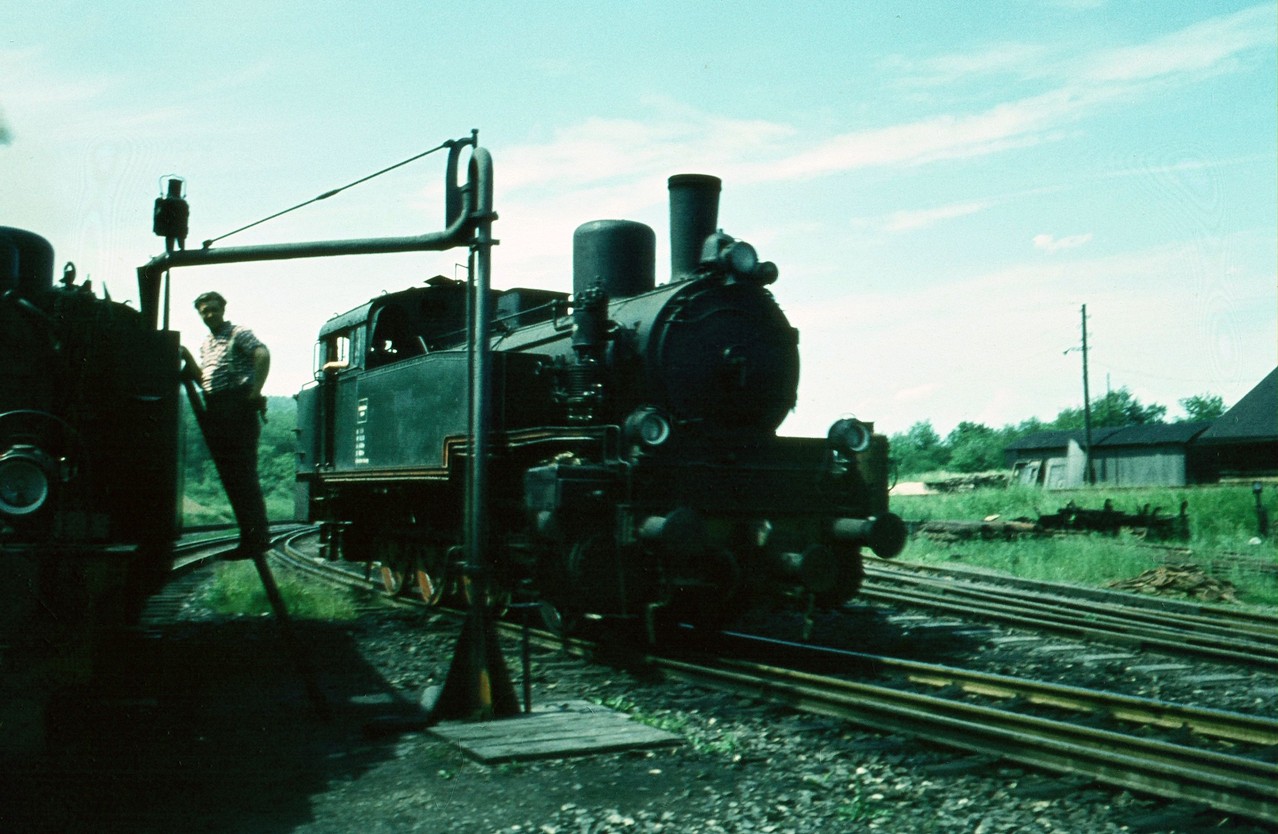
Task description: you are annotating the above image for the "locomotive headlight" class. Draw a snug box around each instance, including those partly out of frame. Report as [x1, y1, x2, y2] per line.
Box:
[699, 232, 760, 279]
[624, 406, 673, 449]
[0, 446, 55, 517]
[722, 241, 758, 276]
[828, 418, 872, 456]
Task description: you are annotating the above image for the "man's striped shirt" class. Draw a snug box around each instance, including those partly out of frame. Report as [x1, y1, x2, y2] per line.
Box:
[199, 322, 265, 396]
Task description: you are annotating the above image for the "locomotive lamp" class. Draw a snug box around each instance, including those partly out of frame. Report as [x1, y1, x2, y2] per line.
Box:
[152, 176, 189, 253]
[624, 406, 672, 449]
[697, 231, 777, 285]
[0, 445, 56, 518]
[723, 240, 758, 275]
[700, 231, 757, 277]
[828, 417, 872, 456]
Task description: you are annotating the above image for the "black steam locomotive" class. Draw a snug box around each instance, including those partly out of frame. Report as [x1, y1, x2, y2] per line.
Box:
[0, 227, 181, 638]
[295, 174, 905, 628]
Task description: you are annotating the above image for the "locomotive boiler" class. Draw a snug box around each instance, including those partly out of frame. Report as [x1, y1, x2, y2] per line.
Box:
[295, 174, 905, 628]
[0, 226, 181, 637]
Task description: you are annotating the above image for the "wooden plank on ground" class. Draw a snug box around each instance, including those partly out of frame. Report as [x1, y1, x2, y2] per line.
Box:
[429, 699, 681, 763]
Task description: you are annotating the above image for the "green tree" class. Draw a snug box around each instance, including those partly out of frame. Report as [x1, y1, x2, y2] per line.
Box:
[889, 420, 951, 476]
[1052, 386, 1166, 429]
[1178, 392, 1225, 422]
[945, 421, 1004, 473]
[180, 395, 298, 524]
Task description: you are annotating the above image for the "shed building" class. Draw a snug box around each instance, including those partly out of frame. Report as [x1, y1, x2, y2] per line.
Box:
[1005, 422, 1213, 489]
[1194, 368, 1278, 479]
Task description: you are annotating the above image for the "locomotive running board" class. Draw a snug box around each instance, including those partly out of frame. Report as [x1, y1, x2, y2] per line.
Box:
[315, 426, 615, 483]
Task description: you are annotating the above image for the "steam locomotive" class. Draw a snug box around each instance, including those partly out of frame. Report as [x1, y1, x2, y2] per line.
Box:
[294, 174, 905, 628]
[0, 227, 181, 638]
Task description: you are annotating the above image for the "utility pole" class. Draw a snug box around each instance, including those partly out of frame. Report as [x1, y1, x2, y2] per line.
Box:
[1080, 304, 1095, 484]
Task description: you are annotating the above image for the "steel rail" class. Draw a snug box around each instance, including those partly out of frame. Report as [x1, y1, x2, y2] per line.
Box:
[896, 662, 1278, 746]
[868, 559, 1278, 636]
[270, 529, 430, 614]
[271, 534, 1276, 746]
[715, 631, 1278, 747]
[171, 524, 308, 574]
[654, 655, 1278, 826]
[268, 534, 1278, 822]
[872, 562, 1278, 639]
[861, 566, 1278, 667]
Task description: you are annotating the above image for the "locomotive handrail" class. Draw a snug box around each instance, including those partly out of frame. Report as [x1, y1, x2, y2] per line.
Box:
[136, 133, 485, 330]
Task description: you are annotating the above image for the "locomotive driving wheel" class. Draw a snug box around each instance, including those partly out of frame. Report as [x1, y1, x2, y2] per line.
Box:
[374, 538, 413, 596]
[413, 546, 447, 606]
[379, 563, 411, 596]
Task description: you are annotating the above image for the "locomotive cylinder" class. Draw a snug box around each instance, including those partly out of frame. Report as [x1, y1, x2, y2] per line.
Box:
[668, 174, 721, 281]
[636, 507, 707, 559]
[572, 219, 655, 299]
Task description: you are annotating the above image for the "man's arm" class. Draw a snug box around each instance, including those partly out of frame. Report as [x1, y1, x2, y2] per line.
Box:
[180, 346, 203, 383]
[250, 345, 270, 398]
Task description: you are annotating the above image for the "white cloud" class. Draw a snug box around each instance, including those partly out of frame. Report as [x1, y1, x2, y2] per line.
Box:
[1033, 232, 1094, 252]
[880, 201, 991, 233]
[1082, 5, 1276, 83]
[883, 41, 1055, 85]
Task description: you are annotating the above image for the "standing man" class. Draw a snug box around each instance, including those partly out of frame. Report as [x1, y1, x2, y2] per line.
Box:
[182, 291, 271, 559]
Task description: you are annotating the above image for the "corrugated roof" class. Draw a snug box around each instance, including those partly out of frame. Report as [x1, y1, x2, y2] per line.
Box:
[1197, 367, 1278, 443]
[1005, 429, 1078, 451]
[1005, 427, 1115, 451]
[1005, 422, 1211, 453]
[1098, 421, 1213, 446]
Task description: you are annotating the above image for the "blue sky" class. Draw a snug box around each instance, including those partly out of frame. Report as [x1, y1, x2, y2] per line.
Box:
[3, 2, 1274, 437]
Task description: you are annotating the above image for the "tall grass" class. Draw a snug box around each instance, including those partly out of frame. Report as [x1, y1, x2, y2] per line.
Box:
[197, 561, 360, 620]
[889, 484, 1278, 607]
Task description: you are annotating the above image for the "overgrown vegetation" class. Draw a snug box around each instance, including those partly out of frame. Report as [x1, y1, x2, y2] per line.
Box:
[890, 483, 1277, 607]
[196, 560, 359, 619]
[596, 695, 741, 756]
[889, 387, 1225, 476]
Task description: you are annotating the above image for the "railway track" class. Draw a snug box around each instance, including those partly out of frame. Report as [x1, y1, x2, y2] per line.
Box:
[138, 527, 307, 624]
[653, 649, 1277, 826]
[268, 530, 1278, 826]
[860, 558, 1278, 667]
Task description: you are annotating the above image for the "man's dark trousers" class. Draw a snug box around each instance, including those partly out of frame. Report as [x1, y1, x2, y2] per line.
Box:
[203, 389, 270, 552]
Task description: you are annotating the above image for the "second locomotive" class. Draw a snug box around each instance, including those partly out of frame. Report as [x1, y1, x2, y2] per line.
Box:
[295, 174, 905, 628]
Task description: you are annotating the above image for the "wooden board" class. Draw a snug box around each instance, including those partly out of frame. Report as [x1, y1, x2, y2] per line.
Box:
[429, 699, 682, 763]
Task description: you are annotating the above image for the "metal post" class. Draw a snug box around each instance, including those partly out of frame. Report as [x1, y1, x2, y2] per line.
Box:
[1254, 482, 1270, 538]
[1081, 304, 1094, 485]
[425, 147, 518, 723]
[467, 147, 494, 577]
